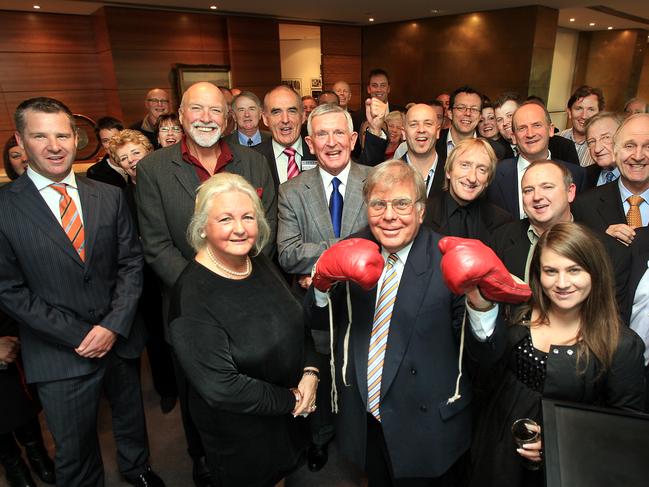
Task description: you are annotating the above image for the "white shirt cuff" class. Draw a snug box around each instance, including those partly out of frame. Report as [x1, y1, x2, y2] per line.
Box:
[466, 303, 499, 341]
[314, 288, 330, 307]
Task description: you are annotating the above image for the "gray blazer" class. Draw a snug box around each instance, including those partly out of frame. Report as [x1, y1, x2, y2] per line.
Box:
[0, 174, 144, 383]
[277, 162, 369, 275]
[135, 141, 277, 290]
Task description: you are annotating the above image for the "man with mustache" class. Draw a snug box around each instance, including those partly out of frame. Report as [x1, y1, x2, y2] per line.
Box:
[135, 82, 275, 487]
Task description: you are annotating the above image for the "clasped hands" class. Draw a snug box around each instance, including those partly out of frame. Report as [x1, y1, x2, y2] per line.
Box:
[75, 325, 117, 358]
[291, 370, 319, 417]
[0, 336, 20, 363]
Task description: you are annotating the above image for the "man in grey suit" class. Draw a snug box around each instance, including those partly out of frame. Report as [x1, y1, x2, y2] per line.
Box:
[136, 82, 275, 487]
[277, 103, 369, 471]
[0, 97, 163, 487]
[222, 91, 271, 147]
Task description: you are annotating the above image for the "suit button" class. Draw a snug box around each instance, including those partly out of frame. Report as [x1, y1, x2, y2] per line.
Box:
[84, 276, 91, 284]
[420, 405, 427, 412]
[410, 368, 417, 375]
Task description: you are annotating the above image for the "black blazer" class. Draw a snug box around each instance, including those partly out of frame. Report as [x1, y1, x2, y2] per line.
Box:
[253, 137, 318, 190]
[486, 157, 587, 218]
[85, 155, 127, 189]
[424, 191, 512, 244]
[435, 129, 507, 162]
[572, 181, 626, 234]
[306, 226, 504, 478]
[0, 174, 144, 383]
[585, 164, 603, 190]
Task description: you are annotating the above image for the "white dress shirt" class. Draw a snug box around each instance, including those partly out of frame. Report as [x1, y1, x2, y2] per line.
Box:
[27, 167, 84, 225]
[272, 138, 304, 184]
[319, 163, 351, 204]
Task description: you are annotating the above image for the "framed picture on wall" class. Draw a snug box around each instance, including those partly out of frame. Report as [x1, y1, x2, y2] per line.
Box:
[311, 78, 322, 89]
[174, 64, 231, 99]
[281, 79, 302, 96]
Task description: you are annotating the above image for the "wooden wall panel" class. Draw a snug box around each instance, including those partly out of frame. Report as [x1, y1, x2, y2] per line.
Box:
[638, 44, 649, 103]
[227, 17, 281, 96]
[361, 7, 553, 105]
[321, 25, 362, 111]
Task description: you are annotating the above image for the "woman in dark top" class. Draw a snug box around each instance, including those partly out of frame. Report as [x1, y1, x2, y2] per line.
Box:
[169, 173, 319, 487]
[470, 222, 646, 487]
[0, 309, 55, 487]
[3, 136, 28, 181]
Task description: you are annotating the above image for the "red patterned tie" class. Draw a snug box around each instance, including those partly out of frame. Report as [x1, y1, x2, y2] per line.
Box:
[284, 147, 299, 180]
[50, 183, 85, 261]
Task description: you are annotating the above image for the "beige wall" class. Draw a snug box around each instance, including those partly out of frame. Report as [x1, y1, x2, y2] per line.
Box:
[279, 26, 321, 98]
[548, 28, 579, 130]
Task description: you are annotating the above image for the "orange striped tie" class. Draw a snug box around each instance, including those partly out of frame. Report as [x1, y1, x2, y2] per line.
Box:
[367, 253, 399, 421]
[50, 183, 85, 261]
[626, 195, 644, 229]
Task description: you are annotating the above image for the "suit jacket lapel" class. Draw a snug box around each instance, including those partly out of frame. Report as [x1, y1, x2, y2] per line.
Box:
[341, 163, 366, 236]
[9, 175, 84, 266]
[170, 147, 200, 199]
[77, 177, 99, 265]
[380, 229, 431, 399]
[303, 169, 334, 241]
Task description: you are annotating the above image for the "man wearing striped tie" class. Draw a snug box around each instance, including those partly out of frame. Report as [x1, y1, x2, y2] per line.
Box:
[0, 97, 165, 486]
[572, 113, 649, 245]
[307, 160, 512, 486]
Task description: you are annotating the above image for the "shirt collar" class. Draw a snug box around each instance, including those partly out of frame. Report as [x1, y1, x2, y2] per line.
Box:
[272, 138, 303, 159]
[381, 239, 415, 266]
[27, 166, 78, 191]
[319, 161, 351, 189]
[517, 149, 551, 171]
[619, 177, 649, 200]
[238, 129, 261, 146]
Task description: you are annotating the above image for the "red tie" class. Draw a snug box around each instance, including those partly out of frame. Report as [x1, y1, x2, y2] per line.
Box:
[284, 147, 299, 180]
[50, 183, 85, 261]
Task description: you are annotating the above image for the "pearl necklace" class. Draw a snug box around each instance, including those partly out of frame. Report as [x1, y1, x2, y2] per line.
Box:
[206, 246, 251, 277]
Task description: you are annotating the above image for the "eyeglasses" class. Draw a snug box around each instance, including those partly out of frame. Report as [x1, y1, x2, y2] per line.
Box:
[147, 98, 170, 105]
[159, 125, 182, 133]
[368, 198, 415, 216]
[452, 105, 481, 115]
[586, 134, 612, 148]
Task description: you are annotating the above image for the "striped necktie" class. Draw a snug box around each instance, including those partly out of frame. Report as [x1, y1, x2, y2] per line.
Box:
[50, 183, 85, 261]
[626, 195, 645, 229]
[284, 147, 299, 180]
[367, 253, 399, 421]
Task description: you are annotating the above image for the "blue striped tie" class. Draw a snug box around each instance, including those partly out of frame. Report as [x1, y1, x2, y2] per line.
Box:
[367, 253, 399, 421]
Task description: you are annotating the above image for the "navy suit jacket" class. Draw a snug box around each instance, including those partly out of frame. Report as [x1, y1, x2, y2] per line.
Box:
[486, 157, 587, 218]
[572, 181, 626, 234]
[306, 226, 504, 478]
[0, 174, 144, 383]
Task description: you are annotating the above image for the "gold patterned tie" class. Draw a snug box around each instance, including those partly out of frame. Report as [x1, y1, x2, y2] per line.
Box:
[626, 195, 645, 229]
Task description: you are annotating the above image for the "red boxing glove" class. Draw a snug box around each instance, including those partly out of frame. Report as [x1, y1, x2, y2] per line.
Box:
[312, 238, 384, 291]
[438, 236, 531, 304]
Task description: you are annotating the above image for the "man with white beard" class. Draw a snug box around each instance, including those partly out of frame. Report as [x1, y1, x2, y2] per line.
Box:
[135, 82, 275, 487]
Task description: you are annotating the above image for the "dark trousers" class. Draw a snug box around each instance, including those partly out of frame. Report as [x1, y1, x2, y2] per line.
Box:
[365, 413, 464, 487]
[37, 354, 149, 487]
[172, 351, 206, 460]
[0, 416, 44, 464]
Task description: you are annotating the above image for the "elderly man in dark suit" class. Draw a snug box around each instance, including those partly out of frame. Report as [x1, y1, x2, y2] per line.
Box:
[572, 113, 649, 246]
[277, 104, 369, 471]
[254, 85, 319, 190]
[0, 97, 162, 487]
[136, 81, 275, 487]
[582, 112, 622, 189]
[487, 101, 586, 219]
[424, 137, 511, 242]
[307, 160, 509, 486]
[222, 91, 270, 148]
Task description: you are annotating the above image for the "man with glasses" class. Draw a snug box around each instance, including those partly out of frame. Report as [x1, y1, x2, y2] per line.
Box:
[436, 86, 483, 161]
[130, 88, 171, 149]
[307, 159, 508, 485]
[573, 113, 649, 243]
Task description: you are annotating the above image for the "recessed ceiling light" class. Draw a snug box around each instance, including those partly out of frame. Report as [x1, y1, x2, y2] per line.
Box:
[210, 5, 217, 9]
[569, 18, 575, 22]
[33, 4, 40, 8]
[608, 26, 613, 30]
[369, 17, 375, 22]
[589, 22, 596, 26]
[431, 9, 439, 14]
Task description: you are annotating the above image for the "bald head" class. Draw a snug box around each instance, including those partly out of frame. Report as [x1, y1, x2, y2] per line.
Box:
[144, 88, 170, 124]
[404, 103, 441, 157]
[179, 82, 227, 148]
[333, 81, 352, 109]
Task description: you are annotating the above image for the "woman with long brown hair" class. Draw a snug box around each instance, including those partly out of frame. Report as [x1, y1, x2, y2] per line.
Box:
[471, 222, 645, 487]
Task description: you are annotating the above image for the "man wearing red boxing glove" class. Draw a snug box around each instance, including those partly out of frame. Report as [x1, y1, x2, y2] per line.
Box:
[307, 160, 518, 486]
